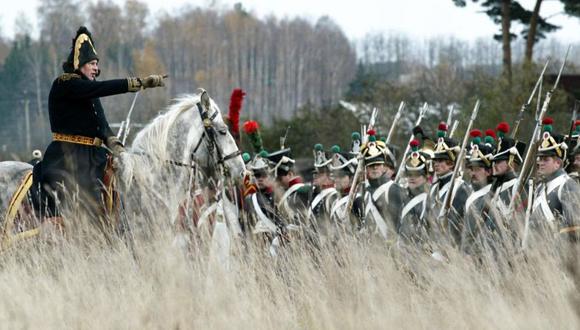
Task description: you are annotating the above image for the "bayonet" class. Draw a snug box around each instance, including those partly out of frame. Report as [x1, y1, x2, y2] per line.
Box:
[280, 126, 290, 149]
[448, 120, 459, 139]
[386, 102, 405, 144]
[394, 103, 429, 183]
[446, 105, 454, 128]
[438, 100, 480, 221]
[511, 59, 550, 139]
[119, 91, 140, 145]
[507, 46, 571, 215]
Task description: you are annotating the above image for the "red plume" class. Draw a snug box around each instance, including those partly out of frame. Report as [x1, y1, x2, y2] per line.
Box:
[243, 120, 259, 134]
[469, 129, 482, 138]
[367, 129, 376, 136]
[542, 117, 554, 125]
[410, 139, 420, 148]
[575, 120, 580, 127]
[496, 122, 510, 134]
[485, 129, 497, 139]
[438, 122, 448, 131]
[228, 88, 245, 136]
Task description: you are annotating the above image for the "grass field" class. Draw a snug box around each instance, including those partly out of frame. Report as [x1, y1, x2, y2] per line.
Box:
[0, 213, 578, 329]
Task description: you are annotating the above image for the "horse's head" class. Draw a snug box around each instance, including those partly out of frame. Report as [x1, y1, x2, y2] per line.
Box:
[129, 89, 246, 185]
[179, 89, 245, 182]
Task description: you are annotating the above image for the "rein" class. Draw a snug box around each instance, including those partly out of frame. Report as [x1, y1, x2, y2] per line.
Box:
[130, 95, 241, 171]
[193, 100, 241, 168]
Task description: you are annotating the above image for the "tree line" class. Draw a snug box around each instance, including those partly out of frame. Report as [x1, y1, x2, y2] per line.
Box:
[0, 0, 579, 160]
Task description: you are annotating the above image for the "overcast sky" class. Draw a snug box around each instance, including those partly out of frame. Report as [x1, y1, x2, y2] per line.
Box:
[2, 0, 580, 42]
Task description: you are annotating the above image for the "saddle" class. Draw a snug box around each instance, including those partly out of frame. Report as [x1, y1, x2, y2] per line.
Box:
[2, 156, 120, 250]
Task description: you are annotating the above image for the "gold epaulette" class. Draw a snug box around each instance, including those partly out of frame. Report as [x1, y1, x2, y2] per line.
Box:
[57, 73, 81, 82]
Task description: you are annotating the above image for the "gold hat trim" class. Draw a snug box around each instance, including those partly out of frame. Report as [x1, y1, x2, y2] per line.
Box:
[73, 33, 98, 70]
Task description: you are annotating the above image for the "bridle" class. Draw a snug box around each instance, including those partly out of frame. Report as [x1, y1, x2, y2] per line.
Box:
[128, 93, 241, 177]
[190, 94, 241, 173]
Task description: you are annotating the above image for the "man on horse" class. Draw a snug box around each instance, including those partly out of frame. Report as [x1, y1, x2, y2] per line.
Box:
[34, 26, 166, 229]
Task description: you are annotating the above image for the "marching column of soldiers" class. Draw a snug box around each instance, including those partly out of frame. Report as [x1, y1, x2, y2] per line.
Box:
[237, 112, 580, 256]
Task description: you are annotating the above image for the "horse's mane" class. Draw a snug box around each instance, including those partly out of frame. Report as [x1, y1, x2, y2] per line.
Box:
[131, 94, 201, 164]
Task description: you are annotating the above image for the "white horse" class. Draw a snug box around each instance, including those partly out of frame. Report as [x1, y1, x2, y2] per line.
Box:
[120, 89, 245, 236]
[0, 89, 246, 250]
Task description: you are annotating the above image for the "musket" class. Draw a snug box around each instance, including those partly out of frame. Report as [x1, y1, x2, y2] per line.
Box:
[119, 91, 140, 145]
[386, 101, 405, 144]
[446, 105, 455, 129]
[535, 77, 543, 122]
[437, 99, 481, 221]
[344, 108, 378, 214]
[567, 100, 579, 143]
[511, 59, 551, 139]
[280, 126, 290, 149]
[394, 103, 429, 183]
[521, 178, 535, 250]
[448, 120, 459, 139]
[507, 46, 571, 215]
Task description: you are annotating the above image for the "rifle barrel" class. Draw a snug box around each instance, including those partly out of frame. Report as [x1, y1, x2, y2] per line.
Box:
[386, 102, 405, 144]
[394, 103, 428, 183]
[507, 47, 571, 214]
[438, 100, 480, 220]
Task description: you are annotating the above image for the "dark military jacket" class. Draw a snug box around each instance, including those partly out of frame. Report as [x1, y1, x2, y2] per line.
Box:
[489, 171, 519, 214]
[399, 184, 429, 245]
[427, 172, 472, 245]
[461, 183, 499, 255]
[243, 187, 286, 234]
[308, 185, 338, 234]
[364, 174, 407, 240]
[36, 73, 133, 216]
[329, 188, 364, 232]
[531, 169, 580, 240]
[49, 73, 130, 139]
[278, 177, 310, 225]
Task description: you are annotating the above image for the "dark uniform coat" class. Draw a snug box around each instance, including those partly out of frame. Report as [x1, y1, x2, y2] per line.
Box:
[531, 169, 580, 241]
[364, 174, 407, 241]
[428, 172, 472, 245]
[461, 183, 500, 255]
[243, 187, 286, 235]
[36, 73, 132, 216]
[399, 185, 429, 245]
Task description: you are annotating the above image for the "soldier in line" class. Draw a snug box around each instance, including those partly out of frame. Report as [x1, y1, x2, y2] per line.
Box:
[243, 151, 287, 240]
[398, 138, 432, 246]
[268, 148, 310, 227]
[488, 122, 527, 215]
[427, 121, 471, 246]
[566, 120, 580, 183]
[328, 145, 363, 234]
[360, 130, 407, 241]
[531, 118, 580, 242]
[461, 129, 497, 255]
[308, 144, 337, 236]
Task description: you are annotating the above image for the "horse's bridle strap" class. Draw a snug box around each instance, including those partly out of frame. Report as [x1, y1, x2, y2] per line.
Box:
[220, 150, 242, 163]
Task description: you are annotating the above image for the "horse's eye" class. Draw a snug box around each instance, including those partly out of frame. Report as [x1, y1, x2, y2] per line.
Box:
[218, 127, 228, 135]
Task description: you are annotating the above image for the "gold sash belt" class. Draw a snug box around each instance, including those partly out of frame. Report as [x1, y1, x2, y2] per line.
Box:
[52, 133, 103, 147]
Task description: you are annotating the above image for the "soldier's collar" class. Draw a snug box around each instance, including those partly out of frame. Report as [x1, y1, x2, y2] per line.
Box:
[368, 174, 389, 188]
[542, 168, 566, 183]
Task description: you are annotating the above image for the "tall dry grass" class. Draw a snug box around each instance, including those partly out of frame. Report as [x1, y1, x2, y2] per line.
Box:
[0, 187, 579, 329]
